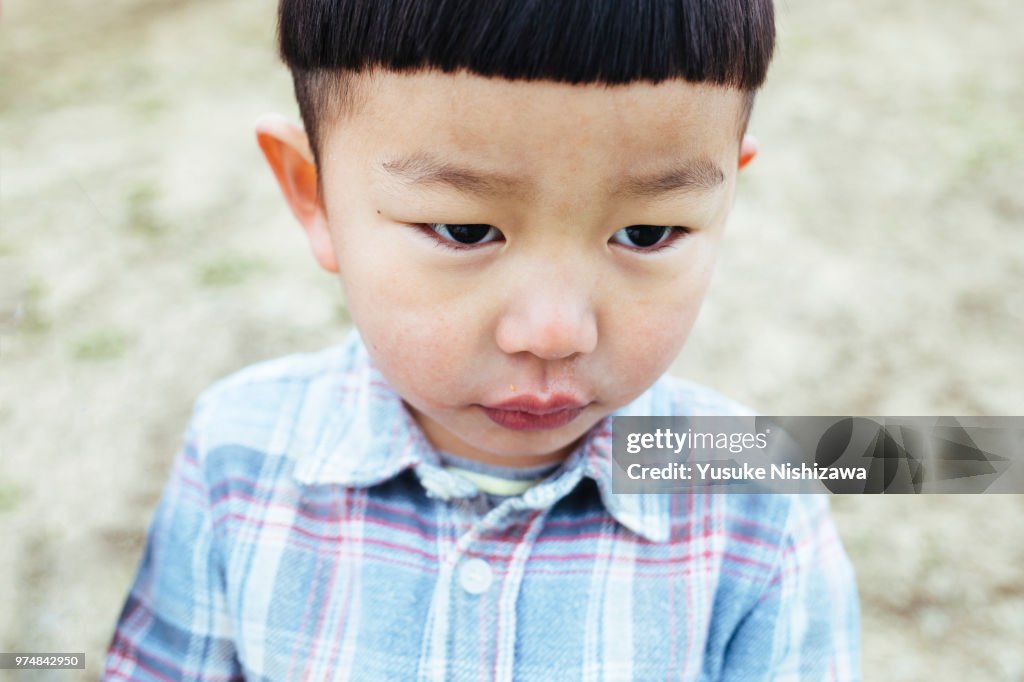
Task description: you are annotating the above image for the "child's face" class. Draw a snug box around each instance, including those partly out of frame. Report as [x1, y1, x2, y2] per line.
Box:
[258, 70, 756, 466]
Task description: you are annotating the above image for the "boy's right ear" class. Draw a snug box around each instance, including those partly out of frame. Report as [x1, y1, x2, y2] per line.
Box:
[254, 114, 338, 274]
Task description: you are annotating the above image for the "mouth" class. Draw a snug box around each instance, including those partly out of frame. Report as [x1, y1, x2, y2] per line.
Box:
[480, 395, 588, 431]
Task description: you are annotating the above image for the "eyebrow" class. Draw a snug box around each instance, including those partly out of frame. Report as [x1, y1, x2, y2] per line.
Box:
[380, 153, 528, 198]
[379, 152, 726, 200]
[618, 157, 726, 199]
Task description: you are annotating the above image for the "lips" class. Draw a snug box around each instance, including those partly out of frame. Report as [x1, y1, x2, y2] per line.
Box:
[481, 394, 588, 431]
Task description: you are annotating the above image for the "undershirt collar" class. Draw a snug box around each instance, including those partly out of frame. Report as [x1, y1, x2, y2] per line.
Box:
[439, 450, 562, 497]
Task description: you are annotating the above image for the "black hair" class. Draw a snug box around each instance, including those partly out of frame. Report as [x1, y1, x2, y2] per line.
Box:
[278, 0, 775, 170]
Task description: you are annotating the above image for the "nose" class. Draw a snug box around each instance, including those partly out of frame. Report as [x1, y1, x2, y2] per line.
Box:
[494, 270, 598, 360]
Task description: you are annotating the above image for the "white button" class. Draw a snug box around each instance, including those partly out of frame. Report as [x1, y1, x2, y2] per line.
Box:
[458, 558, 493, 595]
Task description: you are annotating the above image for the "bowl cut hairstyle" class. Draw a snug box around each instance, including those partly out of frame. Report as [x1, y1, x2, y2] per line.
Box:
[277, 0, 775, 172]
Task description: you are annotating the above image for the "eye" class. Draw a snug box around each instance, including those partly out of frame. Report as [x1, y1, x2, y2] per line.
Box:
[610, 225, 690, 250]
[422, 223, 504, 249]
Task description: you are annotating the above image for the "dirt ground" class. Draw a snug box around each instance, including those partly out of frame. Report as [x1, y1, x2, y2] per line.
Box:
[1, 0, 1022, 680]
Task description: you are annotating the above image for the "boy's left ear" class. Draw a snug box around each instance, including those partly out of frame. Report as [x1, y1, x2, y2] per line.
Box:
[738, 134, 758, 171]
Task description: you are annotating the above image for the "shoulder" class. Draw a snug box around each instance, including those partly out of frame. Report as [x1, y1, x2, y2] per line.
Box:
[717, 493, 833, 548]
[691, 492, 842, 623]
[199, 332, 362, 405]
[185, 332, 366, 473]
[632, 375, 825, 547]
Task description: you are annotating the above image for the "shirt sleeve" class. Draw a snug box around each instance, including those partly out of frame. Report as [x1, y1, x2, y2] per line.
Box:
[102, 410, 245, 681]
[719, 495, 862, 681]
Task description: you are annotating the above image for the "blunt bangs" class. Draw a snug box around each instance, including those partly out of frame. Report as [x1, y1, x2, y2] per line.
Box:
[278, 0, 775, 166]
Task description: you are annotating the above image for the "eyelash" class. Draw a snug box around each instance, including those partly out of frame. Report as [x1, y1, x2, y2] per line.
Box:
[411, 223, 692, 253]
[611, 225, 692, 253]
[412, 223, 503, 252]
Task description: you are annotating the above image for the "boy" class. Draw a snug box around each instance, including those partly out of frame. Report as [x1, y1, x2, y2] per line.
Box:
[104, 0, 860, 680]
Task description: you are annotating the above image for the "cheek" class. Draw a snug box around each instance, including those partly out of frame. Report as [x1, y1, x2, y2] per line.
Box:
[332, 229, 481, 406]
[604, 256, 716, 396]
[611, 301, 697, 389]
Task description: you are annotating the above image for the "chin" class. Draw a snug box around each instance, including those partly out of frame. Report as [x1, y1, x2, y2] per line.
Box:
[484, 421, 596, 452]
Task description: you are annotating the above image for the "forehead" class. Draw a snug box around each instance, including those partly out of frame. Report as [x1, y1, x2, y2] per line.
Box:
[321, 70, 745, 197]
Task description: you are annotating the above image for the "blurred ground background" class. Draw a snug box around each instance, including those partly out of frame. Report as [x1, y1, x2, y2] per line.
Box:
[0, 0, 1022, 679]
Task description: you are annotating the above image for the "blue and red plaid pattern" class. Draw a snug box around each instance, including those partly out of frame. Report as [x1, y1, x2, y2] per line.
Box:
[104, 331, 861, 681]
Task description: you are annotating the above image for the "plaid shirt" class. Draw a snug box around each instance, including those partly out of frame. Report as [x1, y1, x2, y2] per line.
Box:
[104, 331, 861, 681]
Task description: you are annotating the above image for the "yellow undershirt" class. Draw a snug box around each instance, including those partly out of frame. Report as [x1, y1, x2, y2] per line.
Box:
[441, 465, 544, 496]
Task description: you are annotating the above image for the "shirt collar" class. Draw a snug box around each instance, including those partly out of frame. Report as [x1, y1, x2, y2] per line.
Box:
[292, 330, 672, 543]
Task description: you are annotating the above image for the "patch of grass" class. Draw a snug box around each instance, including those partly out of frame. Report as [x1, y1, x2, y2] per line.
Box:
[0, 296, 22, 335]
[0, 275, 51, 336]
[71, 328, 129, 361]
[131, 94, 168, 120]
[124, 181, 166, 237]
[943, 95, 1022, 179]
[0, 480, 21, 514]
[20, 277, 52, 335]
[197, 255, 269, 288]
